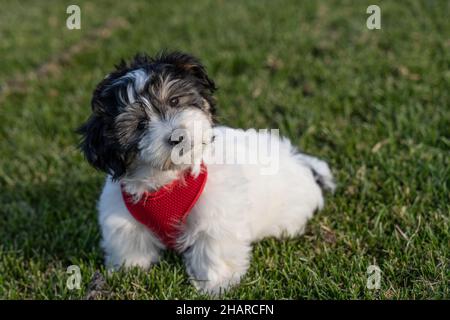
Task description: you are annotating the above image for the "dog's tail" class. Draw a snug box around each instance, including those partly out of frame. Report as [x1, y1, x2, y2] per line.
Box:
[295, 153, 336, 193]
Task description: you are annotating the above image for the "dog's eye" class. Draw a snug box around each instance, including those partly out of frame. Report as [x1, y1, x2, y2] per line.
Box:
[137, 120, 147, 130]
[169, 97, 179, 107]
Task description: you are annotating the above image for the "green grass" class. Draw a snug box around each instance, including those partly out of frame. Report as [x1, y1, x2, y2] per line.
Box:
[0, 0, 448, 299]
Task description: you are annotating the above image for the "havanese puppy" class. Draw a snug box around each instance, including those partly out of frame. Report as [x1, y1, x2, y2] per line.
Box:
[78, 52, 335, 294]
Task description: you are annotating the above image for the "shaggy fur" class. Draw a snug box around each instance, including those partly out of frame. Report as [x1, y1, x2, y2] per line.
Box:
[78, 52, 335, 294]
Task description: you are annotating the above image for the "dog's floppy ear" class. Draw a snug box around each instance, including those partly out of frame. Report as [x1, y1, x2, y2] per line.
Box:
[77, 76, 128, 180]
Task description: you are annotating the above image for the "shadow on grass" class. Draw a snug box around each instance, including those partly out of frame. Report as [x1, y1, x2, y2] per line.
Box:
[0, 172, 190, 272]
[0, 173, 104, 265]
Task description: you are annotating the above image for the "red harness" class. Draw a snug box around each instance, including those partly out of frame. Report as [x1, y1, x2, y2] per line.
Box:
[121, 165, 207, 250]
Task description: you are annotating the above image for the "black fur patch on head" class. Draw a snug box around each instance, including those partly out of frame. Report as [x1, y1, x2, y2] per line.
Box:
[152, 52, 217, 115]
[77, 51, 217, 180]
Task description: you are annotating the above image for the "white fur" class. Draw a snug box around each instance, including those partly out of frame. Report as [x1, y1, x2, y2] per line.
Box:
[98, 125, 334, 295]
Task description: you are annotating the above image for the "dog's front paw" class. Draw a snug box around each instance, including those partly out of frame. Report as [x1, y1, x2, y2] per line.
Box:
[183, 235, 251, 295]
[186, 262, 244, 295]
[106, 254, 154, 271]
[190, 272, 242, 296]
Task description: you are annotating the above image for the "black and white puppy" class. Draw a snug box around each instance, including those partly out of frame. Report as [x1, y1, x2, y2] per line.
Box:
[78, 52, 335, 294]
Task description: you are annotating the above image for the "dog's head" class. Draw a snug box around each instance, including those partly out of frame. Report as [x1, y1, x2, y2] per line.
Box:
[78, 52, 216, 180]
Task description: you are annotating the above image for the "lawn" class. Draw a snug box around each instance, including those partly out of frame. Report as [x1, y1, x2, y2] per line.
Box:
[0, 0, 448, 299]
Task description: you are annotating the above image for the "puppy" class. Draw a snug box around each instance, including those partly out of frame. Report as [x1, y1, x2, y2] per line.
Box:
[78, 52, 335, 294]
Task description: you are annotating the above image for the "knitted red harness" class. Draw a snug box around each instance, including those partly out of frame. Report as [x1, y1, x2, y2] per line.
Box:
[121, 164, 207, 250]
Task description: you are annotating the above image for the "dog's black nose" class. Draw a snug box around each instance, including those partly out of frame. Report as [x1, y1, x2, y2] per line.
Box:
[168, 135, 184, 146]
